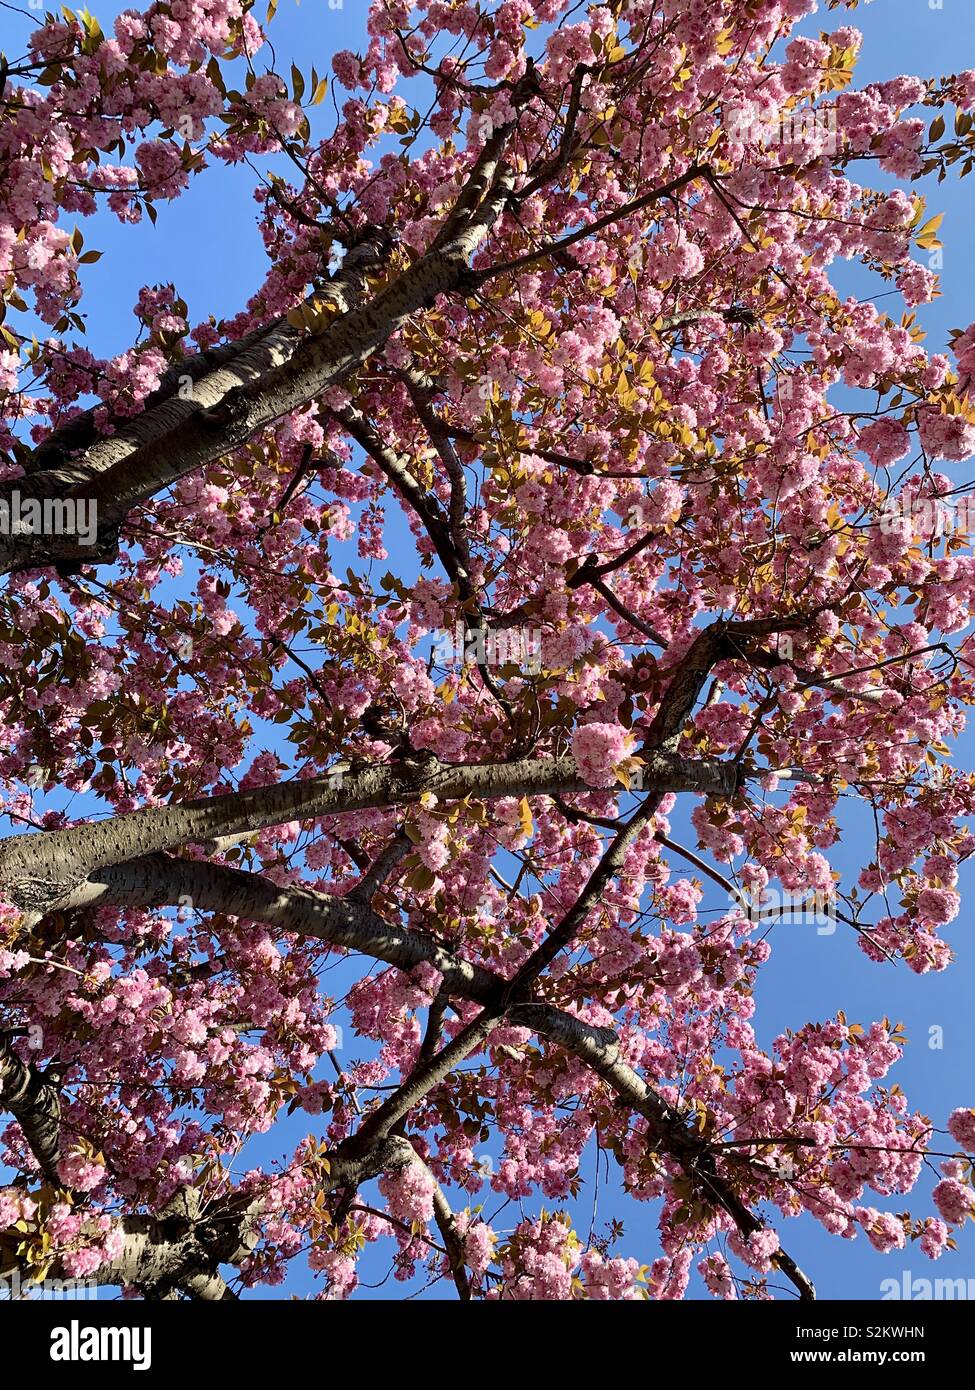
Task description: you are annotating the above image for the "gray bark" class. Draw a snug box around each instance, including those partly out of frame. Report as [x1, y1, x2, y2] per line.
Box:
[0, 751, 738, 916]
[0, 136, 515, 576]
[18, 849, 815, 1289]
[46, 851, 706, 1154]
[0, 1035, 62, 1183]
[31, 1141, 413, 1296]
[1, 828, 815, 1299]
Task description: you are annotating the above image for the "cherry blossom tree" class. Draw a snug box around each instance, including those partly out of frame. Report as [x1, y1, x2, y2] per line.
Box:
[1, 0, 975, 1301]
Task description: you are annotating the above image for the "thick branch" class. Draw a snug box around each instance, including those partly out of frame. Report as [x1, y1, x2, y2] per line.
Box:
[0, 141, 517, 575]
[32, 851, 813, 1299]
[0, 751, 737, 915]
[0, 1034, 62, 1183]
[2, 1140, 418, 1298]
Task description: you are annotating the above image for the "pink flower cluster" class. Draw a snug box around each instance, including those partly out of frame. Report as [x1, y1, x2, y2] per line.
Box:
[571, 721, 634, 788]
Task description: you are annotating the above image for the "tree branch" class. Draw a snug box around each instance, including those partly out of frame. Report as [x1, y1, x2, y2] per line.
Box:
[0, 1033, 62, 1184]
[0, 751, 739, 917]
[24, 850, 814, 1299]
[0, 127, 519, 575]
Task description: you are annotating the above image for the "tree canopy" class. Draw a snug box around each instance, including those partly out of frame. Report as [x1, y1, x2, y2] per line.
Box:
[1, 0, 975, 1301]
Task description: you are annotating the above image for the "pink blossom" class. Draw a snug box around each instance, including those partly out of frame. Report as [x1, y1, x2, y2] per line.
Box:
[571, 721, 634, 788]
[932, 1179, 975, 1225]
[946, 1108, 975, 1152]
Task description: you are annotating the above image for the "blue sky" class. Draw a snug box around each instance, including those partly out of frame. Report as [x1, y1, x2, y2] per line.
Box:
[1, 0, 975, 1301]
